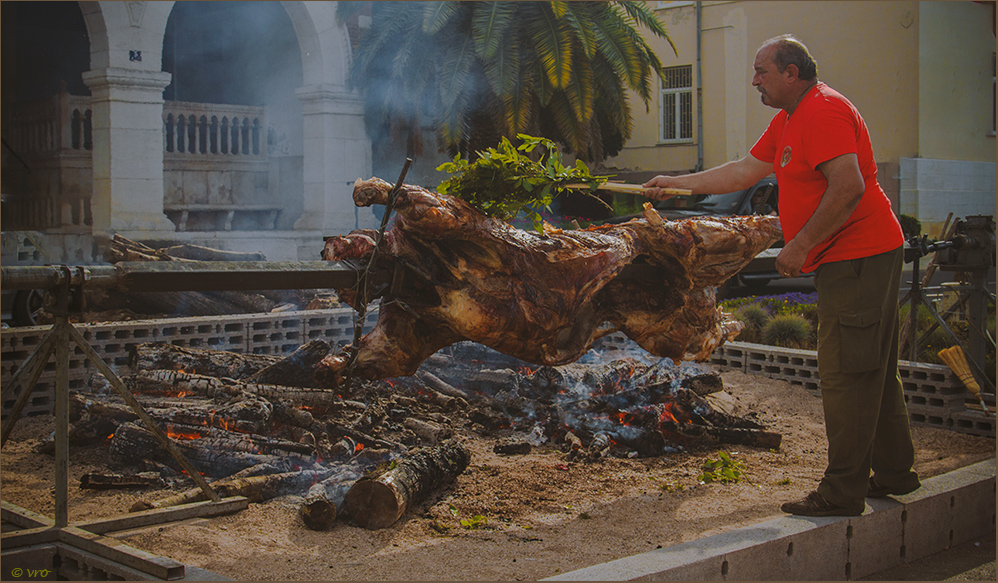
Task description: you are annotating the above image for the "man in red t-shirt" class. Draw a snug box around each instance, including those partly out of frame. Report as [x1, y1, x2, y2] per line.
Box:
[643, 34, 920, 516]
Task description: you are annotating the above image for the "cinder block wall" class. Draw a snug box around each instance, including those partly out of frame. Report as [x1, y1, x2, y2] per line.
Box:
[899, 158, 996, 238]
[1, 307, 376, 419]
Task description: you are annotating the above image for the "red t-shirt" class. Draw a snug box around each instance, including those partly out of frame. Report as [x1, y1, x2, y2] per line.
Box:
[749, 82, 903, 273]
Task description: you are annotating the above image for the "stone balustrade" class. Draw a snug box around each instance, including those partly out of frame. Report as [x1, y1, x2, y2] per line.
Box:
[2, 95, 279, 232]
[163, 101, 266, 159]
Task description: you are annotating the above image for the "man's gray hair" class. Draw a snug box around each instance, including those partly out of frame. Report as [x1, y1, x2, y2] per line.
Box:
[762, 34, 818, 81]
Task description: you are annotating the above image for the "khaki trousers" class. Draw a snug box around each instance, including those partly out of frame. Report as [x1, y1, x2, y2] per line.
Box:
[813, 246, 919, 511]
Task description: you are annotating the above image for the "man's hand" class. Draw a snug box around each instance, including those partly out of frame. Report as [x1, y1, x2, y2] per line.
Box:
[775, 239, 808, 277]
[642, 175, 686, 201]
[641, 155, 772, 201]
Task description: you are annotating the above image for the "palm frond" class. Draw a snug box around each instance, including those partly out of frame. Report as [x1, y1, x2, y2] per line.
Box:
[504, 49, 537, 135]
[549, 1, 570, 18]
[436, 33, 478, 150]
[523, 3, 573, 89]
[546, 91, 589, 155]
[483, 28, 521, 98]
[562, 2, 600, 59]
[472, 2, 516, 60]
[617, 1, 676, 53]
[562, 51, 594, 126]
[422, 1, 461, 35]
[588, 4, 642, 90]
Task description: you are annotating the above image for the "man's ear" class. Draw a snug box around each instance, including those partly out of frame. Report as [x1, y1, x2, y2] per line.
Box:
[784, 63, 800, 82]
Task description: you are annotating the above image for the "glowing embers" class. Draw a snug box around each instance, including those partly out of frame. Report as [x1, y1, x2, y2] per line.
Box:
[422, 343, 781, 459]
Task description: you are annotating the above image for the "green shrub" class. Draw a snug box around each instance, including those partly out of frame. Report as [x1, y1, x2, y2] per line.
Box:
[761, 314, 815, 349]
[734, 304, 770, 343]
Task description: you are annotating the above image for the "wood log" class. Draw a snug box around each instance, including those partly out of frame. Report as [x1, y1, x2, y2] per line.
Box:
[37, 416, 120, 454]
[345, 439, 471, 529]
[244, 340, 331, 388]
[680, 372, 724, 396]
[129, 343, 281, 380]
[80, 473, 163, 490]
[352, 398, 387, 434]
[326, 424, 400, 451]
[129, 469, 333, 512]
[128, 369, 341, 408]
[155, 244, 266, 262]
[403, 418, 451, 444]
[299, 457, 390, 530]
[417, 371, 469, 399]
[109, 422, 281, 477]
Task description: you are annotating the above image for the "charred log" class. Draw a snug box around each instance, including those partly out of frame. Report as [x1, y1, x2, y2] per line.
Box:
[403, 418, 451, 444]
[244, 340, 331, 388]
[300, 455, 391, 531]
[129, 343, 281, 380]
[345, 439, 471, 529]
[130, 470, 332, 512]
[80, 473, 163, 490]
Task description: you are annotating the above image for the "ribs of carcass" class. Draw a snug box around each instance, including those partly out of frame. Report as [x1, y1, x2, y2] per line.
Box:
[315, 177, 782, 387]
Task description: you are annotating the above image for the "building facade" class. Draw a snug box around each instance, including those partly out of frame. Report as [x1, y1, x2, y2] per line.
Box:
[1, 1, 373, 262]
[606, 0, 996, 237]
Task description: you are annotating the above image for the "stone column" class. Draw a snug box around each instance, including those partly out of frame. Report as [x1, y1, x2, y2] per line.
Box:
[81, 67, 175, 236]
[294, 84, 372, 235]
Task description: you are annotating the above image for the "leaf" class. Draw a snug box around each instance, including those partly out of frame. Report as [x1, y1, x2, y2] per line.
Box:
[422, 1, 460, 35]
[472, 2, 516, 60]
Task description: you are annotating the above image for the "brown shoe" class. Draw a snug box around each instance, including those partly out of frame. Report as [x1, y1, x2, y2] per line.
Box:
[781, 491, 863, 517]
[867, 476, 921, 498]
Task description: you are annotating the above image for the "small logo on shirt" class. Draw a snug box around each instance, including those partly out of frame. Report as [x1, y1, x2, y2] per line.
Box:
[780, 146, 792, 167]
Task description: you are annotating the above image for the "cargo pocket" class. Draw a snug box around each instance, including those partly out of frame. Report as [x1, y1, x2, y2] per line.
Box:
[838, 307, 883, 373]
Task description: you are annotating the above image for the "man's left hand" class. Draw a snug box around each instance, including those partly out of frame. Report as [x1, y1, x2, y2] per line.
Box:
[776, 240, 807, 278]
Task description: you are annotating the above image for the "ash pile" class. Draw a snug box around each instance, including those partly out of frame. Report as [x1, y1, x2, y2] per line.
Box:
[58, 339, 780, 530]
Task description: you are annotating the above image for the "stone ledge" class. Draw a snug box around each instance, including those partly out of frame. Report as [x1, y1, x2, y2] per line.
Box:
[545, 459, 995, 581]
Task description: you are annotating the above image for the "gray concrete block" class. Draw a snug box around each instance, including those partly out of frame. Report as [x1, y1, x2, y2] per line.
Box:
[543, 544, 719, 581]
[900, 483, 954, 562]
[848, 500, 905, 579]
[724, 517, 848, 581]
[949, 479, 996, 547]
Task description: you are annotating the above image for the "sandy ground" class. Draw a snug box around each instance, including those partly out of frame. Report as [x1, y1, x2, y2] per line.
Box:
[2, 369, 993, 581]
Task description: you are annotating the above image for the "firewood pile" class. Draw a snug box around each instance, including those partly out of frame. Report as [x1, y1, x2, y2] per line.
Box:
[56, 340, 780, 531]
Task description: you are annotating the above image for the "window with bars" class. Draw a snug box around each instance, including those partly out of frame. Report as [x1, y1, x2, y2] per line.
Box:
[660, 65, 693, 143]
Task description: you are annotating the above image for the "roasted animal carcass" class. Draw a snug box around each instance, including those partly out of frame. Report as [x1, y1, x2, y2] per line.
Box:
[315, 177, 782, 387]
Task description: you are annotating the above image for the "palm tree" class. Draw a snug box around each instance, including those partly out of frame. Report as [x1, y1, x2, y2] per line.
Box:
[338, 1, 675, 165]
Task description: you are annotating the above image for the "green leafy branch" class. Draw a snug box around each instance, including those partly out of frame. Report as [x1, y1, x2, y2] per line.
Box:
[436, 134, 613, 233]
[698, 450, 750, 485]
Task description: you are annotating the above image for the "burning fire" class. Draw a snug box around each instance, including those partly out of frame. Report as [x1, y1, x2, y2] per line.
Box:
[165, 423, 203, 441]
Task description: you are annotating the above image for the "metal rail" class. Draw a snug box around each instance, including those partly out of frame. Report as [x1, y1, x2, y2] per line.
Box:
[0, 260, 386, 293]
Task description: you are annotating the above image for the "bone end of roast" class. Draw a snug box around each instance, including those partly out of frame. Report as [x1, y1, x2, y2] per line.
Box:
[315, 354, 348, 387]
[353, 177, 393, 207]
[642, 202, 665, 226]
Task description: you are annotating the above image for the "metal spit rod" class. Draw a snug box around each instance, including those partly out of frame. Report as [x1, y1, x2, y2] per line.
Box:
[0, 260, 385, 293]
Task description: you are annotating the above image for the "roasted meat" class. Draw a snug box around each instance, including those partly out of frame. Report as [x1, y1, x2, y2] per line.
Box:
[316, 177, 782, 387]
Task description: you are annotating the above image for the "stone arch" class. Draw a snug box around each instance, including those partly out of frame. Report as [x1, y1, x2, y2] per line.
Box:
[80, 2, 175, 71]
[280, 1, 352, 89]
